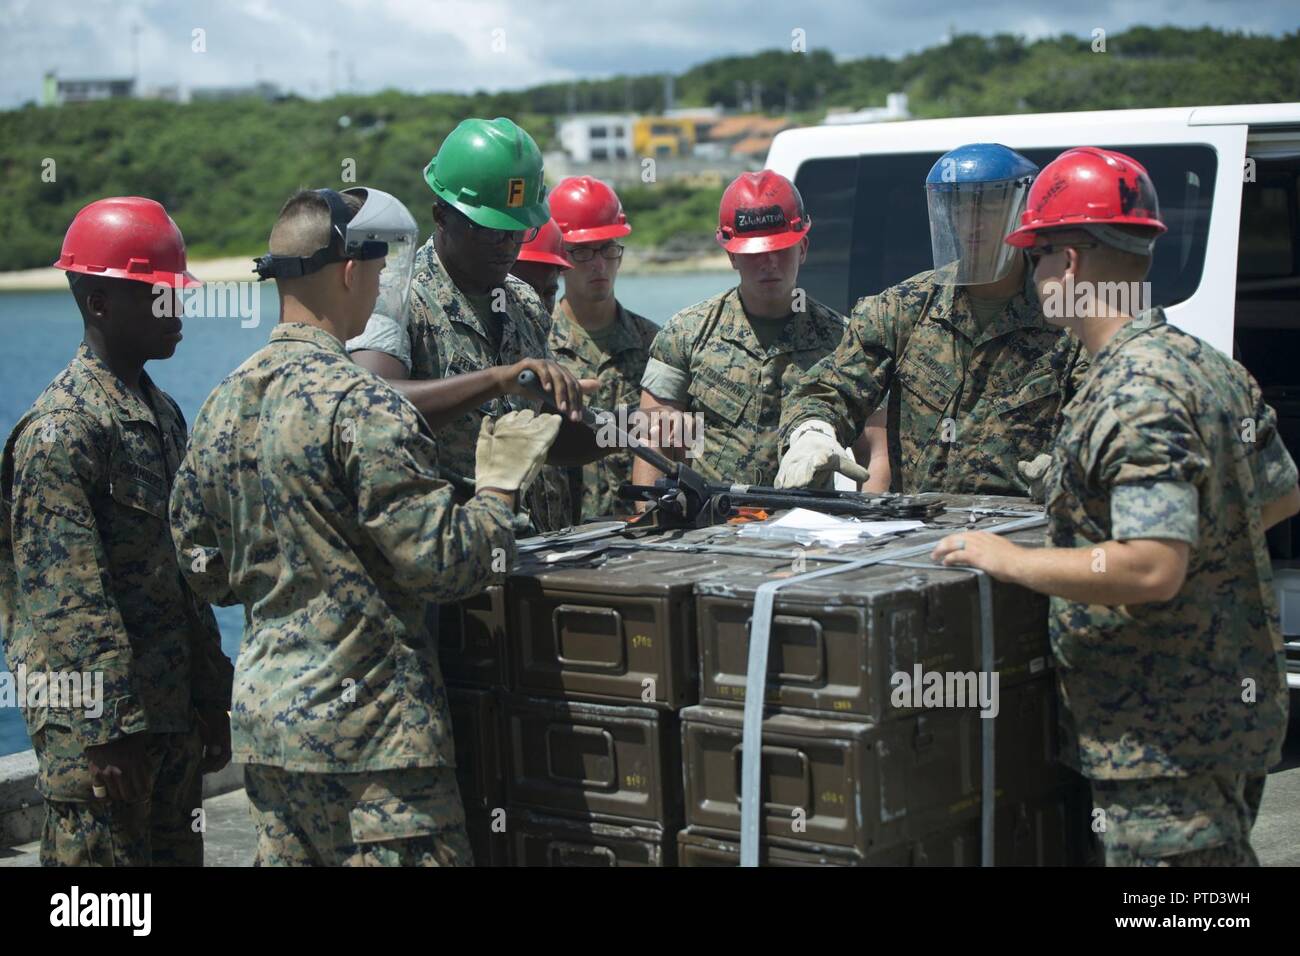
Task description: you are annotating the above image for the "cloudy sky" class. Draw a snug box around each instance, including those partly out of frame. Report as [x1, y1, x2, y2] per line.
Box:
[1, 0, 1294, 109]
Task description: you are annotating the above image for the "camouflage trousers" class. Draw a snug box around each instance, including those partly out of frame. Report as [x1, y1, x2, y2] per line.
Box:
[33, 725, 204, 867]
[1090, 772, 1267, 867]
[243, 764, 473, 867]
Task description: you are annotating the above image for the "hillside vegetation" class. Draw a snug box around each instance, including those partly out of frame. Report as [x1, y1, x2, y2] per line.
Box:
[2, 27, 1296, 271]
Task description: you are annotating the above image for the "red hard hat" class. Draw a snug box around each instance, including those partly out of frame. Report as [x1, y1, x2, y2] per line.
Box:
[54, 196, 200, 287]
[716, 170, 811, 254]
[1006, 147, 1166, 248]
[515, 219, 573, 269]
[549, 176, 631, 243]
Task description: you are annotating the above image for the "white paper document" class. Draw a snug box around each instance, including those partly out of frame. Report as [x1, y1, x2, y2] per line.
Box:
[735, 508, 924, 547]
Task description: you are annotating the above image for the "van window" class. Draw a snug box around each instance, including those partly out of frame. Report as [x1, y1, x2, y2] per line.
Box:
[795, 145, 1217, 316]
[1237, 162, 1298, 291]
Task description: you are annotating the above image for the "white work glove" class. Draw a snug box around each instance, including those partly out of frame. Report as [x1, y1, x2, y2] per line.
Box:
[475, 410, 563, 495]
[1016, 453, 1053, 503]
[775, 420, 870, 489]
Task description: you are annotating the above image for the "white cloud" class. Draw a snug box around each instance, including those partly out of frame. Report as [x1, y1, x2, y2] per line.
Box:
[0, 0, 1292, 108]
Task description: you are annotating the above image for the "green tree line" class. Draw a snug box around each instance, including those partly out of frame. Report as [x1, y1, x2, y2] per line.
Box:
[1, 26, 1296, 272]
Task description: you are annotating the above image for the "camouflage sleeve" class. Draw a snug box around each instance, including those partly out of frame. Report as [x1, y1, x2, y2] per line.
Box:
[1086, 380, 1208, 545]
[641, 315, 691, 403]
[169, 456, 237, 607]
[9, 411, 148, 746]
[513, 279, 554, 340]
[1065, 337, 1091, 400]
[1247, 389, 1299, 504]
[779, 293, 897, 448]
[168, 450, 235, 709]
[338, 383, 517, 602]
[187, 602, 233, 710]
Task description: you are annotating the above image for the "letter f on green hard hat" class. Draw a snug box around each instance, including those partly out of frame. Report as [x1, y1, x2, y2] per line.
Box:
[424, 117, 549, 231]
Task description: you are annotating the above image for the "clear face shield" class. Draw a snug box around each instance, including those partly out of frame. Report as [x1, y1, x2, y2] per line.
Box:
[926, 176, 1032, 286]
[341, 187, 419, 328]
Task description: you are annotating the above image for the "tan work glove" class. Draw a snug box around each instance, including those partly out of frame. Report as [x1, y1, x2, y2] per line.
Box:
[475, 410, 563, 495]
[1016, 453, 1053, 502]
[775, 420, 870, 489]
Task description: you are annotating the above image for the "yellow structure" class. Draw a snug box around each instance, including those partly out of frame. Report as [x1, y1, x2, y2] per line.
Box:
[633, 117, 697, 158]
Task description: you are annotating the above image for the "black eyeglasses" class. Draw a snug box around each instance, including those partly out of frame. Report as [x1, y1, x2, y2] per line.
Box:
[566, 242, 624, 262]
[441, 203, 539, 246]
[1027, 241, 1099, 265]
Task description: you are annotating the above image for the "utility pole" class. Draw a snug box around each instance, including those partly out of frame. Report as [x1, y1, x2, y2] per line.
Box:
[131, 23, 141, 92]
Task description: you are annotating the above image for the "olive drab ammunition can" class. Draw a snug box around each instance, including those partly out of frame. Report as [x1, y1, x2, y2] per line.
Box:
[511, 810, 674, 866]
[449, 685, 513, 866]
[439, 495, 1085, 865]
[677, 785, 1081, 866]
[440, 585, 510, 687]
[680, 677, 1070, 859]
[507, 550, 733, 709]
[504, 695, 683, 827]
[696, 558, 1051, 719]
[448, 685, 507, 814]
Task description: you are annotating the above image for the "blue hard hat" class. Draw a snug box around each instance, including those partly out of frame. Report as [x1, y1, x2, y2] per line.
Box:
[925, 143, 1038, 188]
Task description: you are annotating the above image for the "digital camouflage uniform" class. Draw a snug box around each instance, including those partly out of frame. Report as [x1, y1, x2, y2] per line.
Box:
[347, 237, 572, 532]
[1045, 308, 1295, 866]
[780, 266, 1088, 495]
[547, 297, 658, 519]
[0, 343, 232, 866]
[170, 322, 517, 866]
[641, 287, 847, 486]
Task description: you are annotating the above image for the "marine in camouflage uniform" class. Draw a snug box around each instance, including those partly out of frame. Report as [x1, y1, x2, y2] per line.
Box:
[0, 344, 232, 866]
[779, 265, 1088, 495]
[547, 297, 658, 518]
[1045, 308, 1294, 866]
[170, 322, 517, 866]
[347, 237, 573, 532]
[641, 288, 847, 486]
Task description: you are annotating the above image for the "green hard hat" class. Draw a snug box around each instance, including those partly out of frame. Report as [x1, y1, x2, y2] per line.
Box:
[424, 117, 550, 231]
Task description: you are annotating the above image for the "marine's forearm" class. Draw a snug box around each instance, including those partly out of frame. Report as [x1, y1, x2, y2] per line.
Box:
[1003, 540, 1188, 606]
[384, 370, 508, 431]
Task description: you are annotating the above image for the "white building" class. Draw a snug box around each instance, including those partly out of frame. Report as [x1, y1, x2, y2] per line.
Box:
[823, 92, 910, 126]
[43, 71, 135, 106]
[557, 114, 636, 162]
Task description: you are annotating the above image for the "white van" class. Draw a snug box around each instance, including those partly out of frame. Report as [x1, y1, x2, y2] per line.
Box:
[767, 103, 1300, 688]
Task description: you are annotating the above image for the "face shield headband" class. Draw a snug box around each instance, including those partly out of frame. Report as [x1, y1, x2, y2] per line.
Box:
[253, 189, 389, 281]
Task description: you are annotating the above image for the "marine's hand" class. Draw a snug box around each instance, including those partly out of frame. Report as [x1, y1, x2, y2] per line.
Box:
[85, 734, 150, 802]
[930, 531, 1022, 581]
[500, 359, 584, 422]
[775, 420, 869, 489]
[475, 410, 564, 495]
[196, 705, 232, 774]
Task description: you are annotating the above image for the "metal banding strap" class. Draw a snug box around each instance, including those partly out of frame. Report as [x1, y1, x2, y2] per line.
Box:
[739, 513, 1045, 868]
